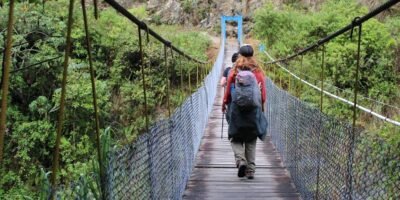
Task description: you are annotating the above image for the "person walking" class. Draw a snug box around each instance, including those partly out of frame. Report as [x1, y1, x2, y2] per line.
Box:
[220, 52, 239, 86]
[220, 52, 239, 123]
[222, 44, 267, 179]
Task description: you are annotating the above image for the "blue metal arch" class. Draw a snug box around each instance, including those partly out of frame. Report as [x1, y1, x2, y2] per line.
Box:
[221, 15, 243, 47]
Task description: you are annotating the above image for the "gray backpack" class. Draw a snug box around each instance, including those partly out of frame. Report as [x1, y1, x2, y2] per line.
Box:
[232, 70, 261, 110]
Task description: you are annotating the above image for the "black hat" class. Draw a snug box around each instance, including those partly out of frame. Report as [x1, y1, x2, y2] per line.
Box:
[231, 52, 239, 63]
[239, 44, 254, 57]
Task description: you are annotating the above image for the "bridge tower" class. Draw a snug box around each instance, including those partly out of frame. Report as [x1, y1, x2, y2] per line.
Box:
[221, 15, 243, 47]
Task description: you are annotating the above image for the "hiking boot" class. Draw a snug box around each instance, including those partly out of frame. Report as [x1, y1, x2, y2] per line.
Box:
[237, 161, 247, 177]
[246, 171, 254, 179]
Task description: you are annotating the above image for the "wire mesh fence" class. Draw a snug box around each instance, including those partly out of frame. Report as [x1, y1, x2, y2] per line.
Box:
[351, 134, 400, 199]
[102, 40, 399, 200]
[265, 78, 400, 200]
[104, 40, 225, 200]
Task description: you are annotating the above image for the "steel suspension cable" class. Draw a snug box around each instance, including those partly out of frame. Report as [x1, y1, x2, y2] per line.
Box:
[263, 51, 400, 127]
[50, 0, 74, 198]
[10, 55, 62, 73]
[0, 0, 15, 165]
[278, 64, 400, 110]
[103, 0, 207, 65]
[266, 0, 400, 64]
[81, 0, 105, 199]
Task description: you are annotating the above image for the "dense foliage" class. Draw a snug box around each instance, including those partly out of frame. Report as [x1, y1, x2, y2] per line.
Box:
[0, 1, 210, 198]
[254, 0, 399, 132]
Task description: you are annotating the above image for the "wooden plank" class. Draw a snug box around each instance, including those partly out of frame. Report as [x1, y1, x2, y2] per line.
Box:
[183, 42, 300, 200]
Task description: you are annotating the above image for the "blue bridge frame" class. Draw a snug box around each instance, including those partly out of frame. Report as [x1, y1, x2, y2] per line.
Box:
[221, 15, 243, 47]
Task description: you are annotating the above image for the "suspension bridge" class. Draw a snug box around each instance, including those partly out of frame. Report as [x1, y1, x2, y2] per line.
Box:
[1, 0, 399, 199]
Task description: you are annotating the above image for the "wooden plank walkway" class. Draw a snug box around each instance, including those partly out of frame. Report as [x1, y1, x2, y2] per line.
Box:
[182, 44, 300, 200]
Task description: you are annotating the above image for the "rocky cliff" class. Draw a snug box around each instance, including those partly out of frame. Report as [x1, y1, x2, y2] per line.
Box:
[144, 0, 332, 33]
[120, 0, 399, 34]
[146, 1, 267, 29]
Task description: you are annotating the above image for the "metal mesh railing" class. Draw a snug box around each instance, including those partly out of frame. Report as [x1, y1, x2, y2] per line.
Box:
[104, 40, 225, 200]
[265, 78, 400, 200]
[351, 134, 400, 199]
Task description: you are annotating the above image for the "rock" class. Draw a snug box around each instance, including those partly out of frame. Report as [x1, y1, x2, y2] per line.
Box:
[149, 0, 183, 24]
[114, 0, 135, 8]
[146, 0, 268, 28]
[147, 0, 166, 11]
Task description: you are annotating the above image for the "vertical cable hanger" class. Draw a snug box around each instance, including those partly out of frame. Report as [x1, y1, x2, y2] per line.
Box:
[164, 43, 171, 118]
[81, 0, 105, 199]
[0, 0, 15, 165]
[195, 63, 199, 88]
[298, 55, 304, 98]
[93, 0, 98, 19]
[279, 64, 282, 88]
[320, 45, 325, 112]
[288, 60, 291, 93]
[293, 57, 299, 98]
[315, 44, 325, 200]
[50, 0, 75, 198]
[179, 55, 184, 94]
[138, 26, 149, 133]
[273, 63, 277, 84]
[188, 58, 192, 93]
[347, 17, 362, 200]
[203, 63, 206, 81]
[146, 25, 150, 44]
[200, 63, 204, 85]
[199, 63, 203, 83]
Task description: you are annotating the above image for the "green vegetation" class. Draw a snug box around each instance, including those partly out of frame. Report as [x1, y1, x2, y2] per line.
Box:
[181, 0, 198, 13]
[0, 1, 210, 198]
[254, 0, 399, 134]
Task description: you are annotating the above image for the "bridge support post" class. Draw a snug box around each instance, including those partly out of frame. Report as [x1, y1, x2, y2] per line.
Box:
[221, 15, 243, 47]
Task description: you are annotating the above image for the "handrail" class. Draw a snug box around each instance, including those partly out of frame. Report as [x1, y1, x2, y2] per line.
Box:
[263, 50, 400, 127]
[266, 0, 400, 64]
[103, 0, 207, 64]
